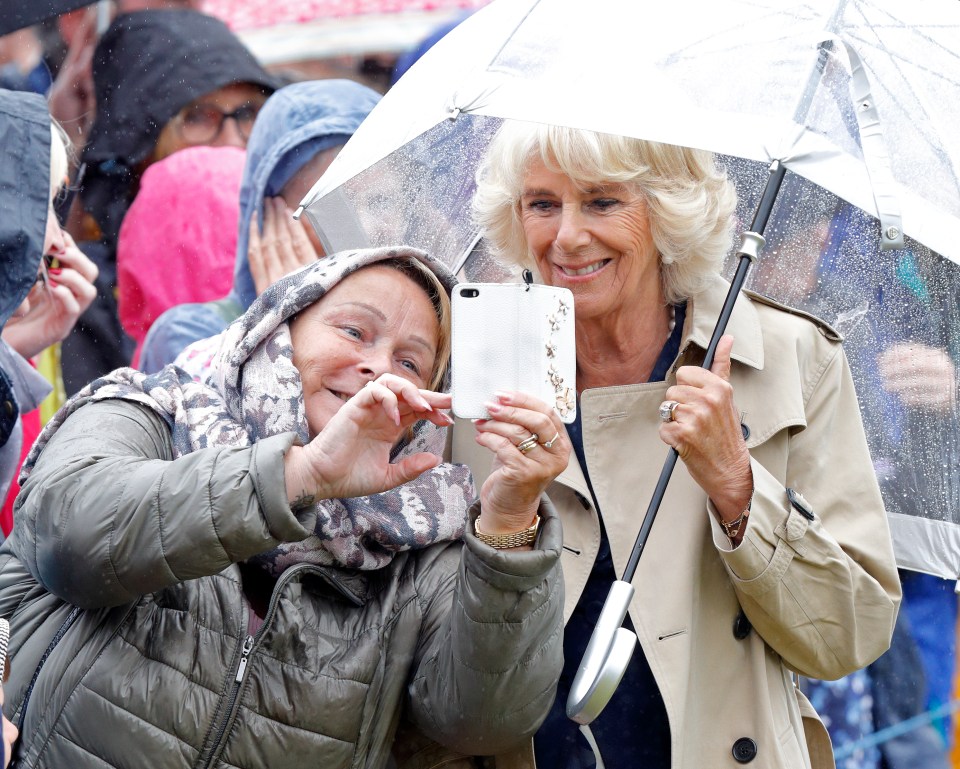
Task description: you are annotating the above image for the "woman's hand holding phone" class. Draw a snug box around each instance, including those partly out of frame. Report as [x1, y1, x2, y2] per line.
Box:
[472, 390, 570, 541]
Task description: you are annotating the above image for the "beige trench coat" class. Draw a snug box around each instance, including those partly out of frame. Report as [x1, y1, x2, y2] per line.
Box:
[451, 275, 901, 769]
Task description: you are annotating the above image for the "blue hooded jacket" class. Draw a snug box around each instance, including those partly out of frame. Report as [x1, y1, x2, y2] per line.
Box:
[0, 89, 54, 505]
[139, 79, 381, 373]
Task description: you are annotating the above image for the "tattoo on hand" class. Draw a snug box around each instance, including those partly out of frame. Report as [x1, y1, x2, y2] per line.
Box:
[291, 491, 317, 511]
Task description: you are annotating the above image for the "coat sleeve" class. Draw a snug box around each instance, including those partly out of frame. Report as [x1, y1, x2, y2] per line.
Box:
[714, 341, 901, 680]
[11, 399, 311, 609]
[405, 499, 564, 755]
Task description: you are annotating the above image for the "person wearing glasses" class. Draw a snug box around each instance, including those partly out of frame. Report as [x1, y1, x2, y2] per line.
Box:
[59, 8, 279, 395]
[139, 79, 382, 374]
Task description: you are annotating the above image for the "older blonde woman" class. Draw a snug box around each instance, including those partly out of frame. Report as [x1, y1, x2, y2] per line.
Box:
[457, 122, 901, 769]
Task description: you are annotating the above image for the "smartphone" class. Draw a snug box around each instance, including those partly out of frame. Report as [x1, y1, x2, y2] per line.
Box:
[451, 282, 577, 423]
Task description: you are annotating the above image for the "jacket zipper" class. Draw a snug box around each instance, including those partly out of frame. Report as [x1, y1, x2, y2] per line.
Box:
[234, 635, 254, 683]
[14, 606, 82, 728]
[199, 563, 318, 769]
[12, 603, 82, 764]
[13, 601, 138, 766]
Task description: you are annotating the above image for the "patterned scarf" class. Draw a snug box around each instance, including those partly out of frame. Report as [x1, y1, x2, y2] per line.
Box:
[22, 246, 475, 575]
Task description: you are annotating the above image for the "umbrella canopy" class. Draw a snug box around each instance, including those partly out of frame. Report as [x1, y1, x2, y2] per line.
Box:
[301, 0, 960, 578]
[0, 0, 98, 35]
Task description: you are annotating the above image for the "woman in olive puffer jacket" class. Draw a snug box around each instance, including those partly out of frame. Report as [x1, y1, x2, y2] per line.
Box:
[0, 246, 566, 769]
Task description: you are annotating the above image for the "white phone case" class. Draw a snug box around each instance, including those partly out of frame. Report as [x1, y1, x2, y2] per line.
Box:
[451, 282, 577, 423]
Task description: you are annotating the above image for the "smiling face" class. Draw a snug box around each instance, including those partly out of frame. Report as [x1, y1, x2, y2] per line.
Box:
[519, 157, 663, 322]
[290, 265, 440, 438]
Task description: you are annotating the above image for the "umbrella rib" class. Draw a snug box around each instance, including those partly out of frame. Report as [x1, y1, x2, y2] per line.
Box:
[485, 0, 543, 72]
[843, 2, 960, 203]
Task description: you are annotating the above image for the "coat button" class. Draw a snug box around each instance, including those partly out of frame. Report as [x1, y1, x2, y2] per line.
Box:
[2, 401, 13, 417]
[740, 422, 750, 440]
[732, 737, 758, 763]
[733, 609, 752, 640]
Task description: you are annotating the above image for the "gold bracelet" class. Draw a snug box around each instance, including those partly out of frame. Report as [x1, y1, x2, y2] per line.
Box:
[474, 515, 541, 549]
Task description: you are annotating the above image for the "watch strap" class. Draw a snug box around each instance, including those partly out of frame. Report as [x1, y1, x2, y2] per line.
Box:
[473, 515, 541, 549]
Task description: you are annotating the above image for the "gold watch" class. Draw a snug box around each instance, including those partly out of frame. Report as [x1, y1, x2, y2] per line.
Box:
[473, 515, 541, 549]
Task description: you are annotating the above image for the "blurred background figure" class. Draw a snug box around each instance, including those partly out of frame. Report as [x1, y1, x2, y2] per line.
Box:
[140, 79, 380, 374]
[59, 8, 278, 394]
[0, 89, 97, 536]
[0, 26, 53, 94]
[116, 145, 246, 368]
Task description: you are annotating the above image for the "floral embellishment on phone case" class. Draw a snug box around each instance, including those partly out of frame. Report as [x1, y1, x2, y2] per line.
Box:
[545, 296, 574, 417]
[556, 388, 576, 418]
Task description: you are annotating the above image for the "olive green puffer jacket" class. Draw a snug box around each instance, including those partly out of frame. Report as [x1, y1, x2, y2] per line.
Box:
[0, 399, 563, 768]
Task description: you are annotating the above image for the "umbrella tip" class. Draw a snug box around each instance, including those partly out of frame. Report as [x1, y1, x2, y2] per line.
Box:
[292, 206, 304, 221]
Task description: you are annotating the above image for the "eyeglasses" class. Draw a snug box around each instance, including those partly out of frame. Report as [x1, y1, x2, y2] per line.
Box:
[175, 101, 263, 144]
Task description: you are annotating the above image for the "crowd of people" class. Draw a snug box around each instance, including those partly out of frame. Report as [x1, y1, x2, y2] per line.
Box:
[0, 3, 955, 769]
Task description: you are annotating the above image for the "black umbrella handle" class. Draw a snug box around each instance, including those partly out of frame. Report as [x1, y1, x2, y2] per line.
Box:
[621, 159, 786, 583]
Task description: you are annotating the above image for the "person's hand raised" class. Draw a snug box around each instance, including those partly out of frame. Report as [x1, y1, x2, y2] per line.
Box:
[2, 232, 99, 359]
[284, 374, 454, 506]
[472, 391, 570, 539]
[659, 335, 753, 526]
[877, 341, 957, 413]
[248, 198, 319, 296]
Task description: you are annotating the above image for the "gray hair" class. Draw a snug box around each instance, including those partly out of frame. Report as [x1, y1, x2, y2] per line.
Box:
[472, 122, 737, 303]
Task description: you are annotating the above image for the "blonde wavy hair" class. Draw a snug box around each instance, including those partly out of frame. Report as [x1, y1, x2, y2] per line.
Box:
[472, 122, 737, 303]
[49, 120, 71, 201]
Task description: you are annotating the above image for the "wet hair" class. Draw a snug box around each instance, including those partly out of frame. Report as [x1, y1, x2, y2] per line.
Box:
[472, 122, 738, 303]
[374, 256, 452, 392]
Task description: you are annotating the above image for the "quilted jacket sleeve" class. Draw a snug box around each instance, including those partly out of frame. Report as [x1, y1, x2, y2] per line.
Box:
[406, 499, 564, 755]
[714, 340, 901, 680]
[11, 399, 311, 609]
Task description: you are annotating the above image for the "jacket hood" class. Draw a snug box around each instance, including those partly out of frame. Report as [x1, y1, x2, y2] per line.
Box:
[117, 145, 246, 364]
[81, 9, 278, 245]
[0, 89, 49, 328]
[232, 79, 381, 309]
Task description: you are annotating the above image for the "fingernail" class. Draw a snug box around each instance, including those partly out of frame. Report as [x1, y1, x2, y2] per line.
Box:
[418, 398, 433, 411]
[439, 413, 454, 425]
[494, 391, 512, 403]
[484, 402, 501, 414]
[48, 268, 62, 276]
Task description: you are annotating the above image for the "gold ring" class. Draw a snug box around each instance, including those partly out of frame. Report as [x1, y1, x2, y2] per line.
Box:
[517, 434, 539, 454]
[659, 400, 680, 423]
[541, 431, 561, 449]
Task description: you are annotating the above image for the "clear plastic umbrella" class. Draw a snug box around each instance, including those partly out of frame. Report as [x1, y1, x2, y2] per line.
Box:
[299, 0, 960, 581]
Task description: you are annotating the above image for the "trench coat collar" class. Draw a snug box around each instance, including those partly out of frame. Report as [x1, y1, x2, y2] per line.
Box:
[685, 274, 765, 371]
[554, 275, 764, 496]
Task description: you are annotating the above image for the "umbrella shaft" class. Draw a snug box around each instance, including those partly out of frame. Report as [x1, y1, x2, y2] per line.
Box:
[621, 160, 787, 583]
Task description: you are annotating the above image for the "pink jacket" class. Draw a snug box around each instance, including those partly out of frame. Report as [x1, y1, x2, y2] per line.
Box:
[117, 145, 246, 367]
